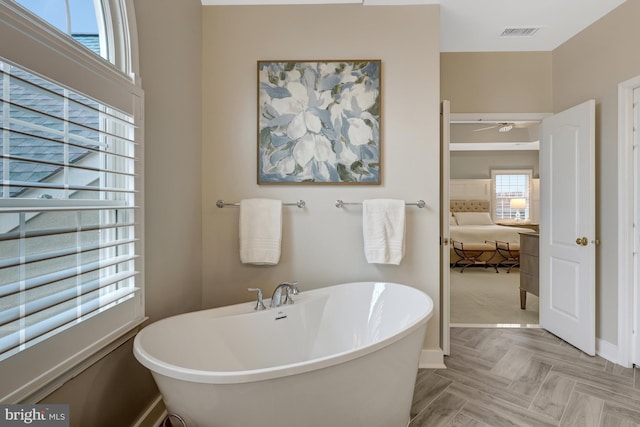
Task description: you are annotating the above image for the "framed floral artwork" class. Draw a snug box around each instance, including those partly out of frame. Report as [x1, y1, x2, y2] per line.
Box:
[257, 60, 381, 184]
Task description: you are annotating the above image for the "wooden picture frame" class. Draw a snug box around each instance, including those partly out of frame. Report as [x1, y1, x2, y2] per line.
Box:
[257, 60, 381, 184]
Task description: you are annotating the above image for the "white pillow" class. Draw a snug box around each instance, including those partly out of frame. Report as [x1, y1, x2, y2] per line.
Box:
[449, 213, 457, 225]
[453, 212, 494, 225]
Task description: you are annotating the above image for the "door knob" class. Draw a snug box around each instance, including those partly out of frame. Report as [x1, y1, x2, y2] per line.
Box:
[575, 237, 588, 246]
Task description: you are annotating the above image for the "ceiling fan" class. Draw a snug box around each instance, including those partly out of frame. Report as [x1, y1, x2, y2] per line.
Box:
[472, 121, 537, 133]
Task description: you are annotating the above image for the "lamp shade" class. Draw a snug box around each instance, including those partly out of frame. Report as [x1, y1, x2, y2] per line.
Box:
[510, 198, 526, 210]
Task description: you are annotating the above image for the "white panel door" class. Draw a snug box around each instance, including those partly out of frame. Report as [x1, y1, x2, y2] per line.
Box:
[633, 87, 640, 366]
[540, 100, 596, 355]
[441, 100, 451, 356]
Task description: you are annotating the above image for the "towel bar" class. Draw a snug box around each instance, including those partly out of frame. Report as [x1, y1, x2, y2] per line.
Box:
[216, 199, 306, 208]
[335, 200, 425, 208]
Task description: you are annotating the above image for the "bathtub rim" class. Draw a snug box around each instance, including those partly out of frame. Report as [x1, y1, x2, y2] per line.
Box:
[133, 281, 433, 385]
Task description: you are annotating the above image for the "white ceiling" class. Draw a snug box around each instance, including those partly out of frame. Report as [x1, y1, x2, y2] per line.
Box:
[433, 0, 627, 52]
[201, 0, 627, 52]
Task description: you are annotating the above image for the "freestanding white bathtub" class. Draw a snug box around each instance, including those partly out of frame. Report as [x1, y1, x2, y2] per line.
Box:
[133, 282, 433, 427]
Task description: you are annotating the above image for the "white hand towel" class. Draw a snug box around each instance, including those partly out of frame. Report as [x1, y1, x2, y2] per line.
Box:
[362, 199, 406, 265]
[240, 198, 282, 265]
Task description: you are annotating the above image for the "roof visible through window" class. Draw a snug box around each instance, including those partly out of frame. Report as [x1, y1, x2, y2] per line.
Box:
[13, 0, 101, 57]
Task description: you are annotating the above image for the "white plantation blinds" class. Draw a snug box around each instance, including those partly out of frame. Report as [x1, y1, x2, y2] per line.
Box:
[0, 59, 139, 362]
[494, 172, 531, 220]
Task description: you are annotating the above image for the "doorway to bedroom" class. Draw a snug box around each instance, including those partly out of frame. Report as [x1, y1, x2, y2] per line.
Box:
[448, 117, 541, 327]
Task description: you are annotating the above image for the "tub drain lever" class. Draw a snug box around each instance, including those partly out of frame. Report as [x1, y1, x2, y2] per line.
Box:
[247, 288, 267, 311]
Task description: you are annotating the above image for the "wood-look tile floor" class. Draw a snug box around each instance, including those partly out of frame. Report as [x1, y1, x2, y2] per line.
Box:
[410, 327, 640, 427]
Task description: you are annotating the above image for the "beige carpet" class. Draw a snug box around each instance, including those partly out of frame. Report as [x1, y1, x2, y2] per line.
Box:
[450, 266, 539, 325]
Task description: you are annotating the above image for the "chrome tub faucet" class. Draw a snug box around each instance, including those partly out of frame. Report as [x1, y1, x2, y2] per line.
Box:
[270, 281, 299, 308]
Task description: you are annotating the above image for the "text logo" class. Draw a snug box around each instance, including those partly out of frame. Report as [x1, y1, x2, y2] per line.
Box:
[0, 405, 69, 427]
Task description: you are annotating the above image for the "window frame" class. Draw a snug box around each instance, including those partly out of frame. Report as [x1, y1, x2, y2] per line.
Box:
[0, 0, 144, 403]
[491, 169, 533, 223]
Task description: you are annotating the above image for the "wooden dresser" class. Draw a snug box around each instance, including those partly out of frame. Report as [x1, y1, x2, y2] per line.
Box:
[519, 233, 539, 309]
[498, 223, 540, 233]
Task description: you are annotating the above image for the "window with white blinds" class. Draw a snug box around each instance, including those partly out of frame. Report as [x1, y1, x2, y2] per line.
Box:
[0, 59, 138, 358]
[0, 55, 143, 402]
[492, 169, 532, 221]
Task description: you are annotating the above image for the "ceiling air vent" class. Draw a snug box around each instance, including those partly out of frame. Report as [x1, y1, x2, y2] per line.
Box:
[499, 27, 541, 38]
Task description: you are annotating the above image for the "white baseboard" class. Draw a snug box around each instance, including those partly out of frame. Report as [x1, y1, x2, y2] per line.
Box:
[419, 349, 446, 369]
[596, 337, 618, 365]
[131, 395, 166, 427]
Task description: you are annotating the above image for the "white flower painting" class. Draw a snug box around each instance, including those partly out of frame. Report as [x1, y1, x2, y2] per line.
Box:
[258, 60, 381, 184]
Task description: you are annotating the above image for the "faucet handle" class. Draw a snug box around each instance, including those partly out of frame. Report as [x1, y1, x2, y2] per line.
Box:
[247, 288, 266, 311]
[289, 281, 300, 295]
[282, 281, 299, 305]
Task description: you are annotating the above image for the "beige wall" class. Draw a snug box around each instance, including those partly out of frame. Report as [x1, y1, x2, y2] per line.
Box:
[450, 151, 539, 180]
[441, 51, 553, 114]
[552, 0, 640, 344]
[39, 0, 204, 425]
[136, 0, 203, 324]
[202, 5, 442, 351]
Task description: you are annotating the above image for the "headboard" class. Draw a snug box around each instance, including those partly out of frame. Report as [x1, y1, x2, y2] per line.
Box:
[450, 200, 490, 213]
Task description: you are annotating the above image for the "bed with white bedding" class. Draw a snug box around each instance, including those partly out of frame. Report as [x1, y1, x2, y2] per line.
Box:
[449, 200, 536, 265]
[450, 224, 535, 244]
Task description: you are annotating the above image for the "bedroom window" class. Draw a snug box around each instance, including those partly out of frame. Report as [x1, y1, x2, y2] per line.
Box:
[492, 170, 532, 221]
[0, 0, 143, 403]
